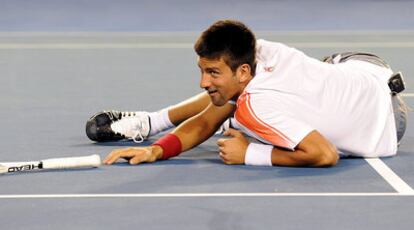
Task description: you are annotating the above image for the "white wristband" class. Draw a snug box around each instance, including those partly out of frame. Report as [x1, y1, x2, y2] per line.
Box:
[244, 143, 273, 166]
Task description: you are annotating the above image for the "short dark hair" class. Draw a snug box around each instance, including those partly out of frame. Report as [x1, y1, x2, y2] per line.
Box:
[194, 20, 256, 75]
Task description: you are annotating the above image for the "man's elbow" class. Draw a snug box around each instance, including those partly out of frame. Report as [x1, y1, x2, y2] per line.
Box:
[317, 150, 339, 167]
[309, 146, 339, 167]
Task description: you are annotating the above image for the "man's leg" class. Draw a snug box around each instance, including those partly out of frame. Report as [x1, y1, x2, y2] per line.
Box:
[86, 92, 212, 142]
[392, 94, 408, 143]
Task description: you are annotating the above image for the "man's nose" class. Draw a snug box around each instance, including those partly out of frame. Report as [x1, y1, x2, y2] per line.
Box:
[200, 73, 211, 89]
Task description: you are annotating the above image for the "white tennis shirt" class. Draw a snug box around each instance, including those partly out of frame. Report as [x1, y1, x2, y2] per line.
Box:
[234, 39, 397, 157]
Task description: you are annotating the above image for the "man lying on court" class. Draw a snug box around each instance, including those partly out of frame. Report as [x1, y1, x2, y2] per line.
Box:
[86, 20, 408, 167]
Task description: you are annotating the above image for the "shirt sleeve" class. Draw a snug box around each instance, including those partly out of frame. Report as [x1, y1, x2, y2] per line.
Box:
[235, 92, 314, 150]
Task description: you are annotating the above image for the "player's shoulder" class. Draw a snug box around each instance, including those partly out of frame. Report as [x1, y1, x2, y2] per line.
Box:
[256, 39, 290, 52]
[256, 39, 293, 63]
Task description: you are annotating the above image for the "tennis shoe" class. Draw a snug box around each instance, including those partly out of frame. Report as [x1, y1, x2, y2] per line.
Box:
[86, 110, 150, 143]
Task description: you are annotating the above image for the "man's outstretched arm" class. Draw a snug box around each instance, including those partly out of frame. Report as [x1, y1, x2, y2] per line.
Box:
[104, 102, 235, 165]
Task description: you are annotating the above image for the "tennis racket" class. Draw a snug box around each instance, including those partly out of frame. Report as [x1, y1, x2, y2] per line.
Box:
[0, 154, 101, 174]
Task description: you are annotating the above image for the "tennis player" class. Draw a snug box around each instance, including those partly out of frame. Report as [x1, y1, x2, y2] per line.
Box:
[86, 20, 407, 167]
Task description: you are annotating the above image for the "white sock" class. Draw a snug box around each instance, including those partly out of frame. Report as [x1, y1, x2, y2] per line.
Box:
[148, 108, 174, 136]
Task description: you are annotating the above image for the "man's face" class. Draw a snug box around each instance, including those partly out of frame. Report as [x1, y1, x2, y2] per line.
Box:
[198, 57, 242, 106]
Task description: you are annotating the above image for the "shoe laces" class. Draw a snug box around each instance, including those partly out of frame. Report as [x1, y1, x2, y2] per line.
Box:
[111, 111, 146, 143]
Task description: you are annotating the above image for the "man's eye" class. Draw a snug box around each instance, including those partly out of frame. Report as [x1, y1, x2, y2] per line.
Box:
[210, 70, 219, 75]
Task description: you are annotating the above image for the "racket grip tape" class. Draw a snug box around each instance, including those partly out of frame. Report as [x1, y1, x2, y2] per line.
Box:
[41, 154, 102, 169]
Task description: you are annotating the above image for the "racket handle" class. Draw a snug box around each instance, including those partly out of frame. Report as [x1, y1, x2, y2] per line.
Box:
[42, 154, 101, 169]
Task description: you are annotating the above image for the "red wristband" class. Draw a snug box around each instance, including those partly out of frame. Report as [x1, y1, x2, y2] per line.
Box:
[152, 134, 182, 160]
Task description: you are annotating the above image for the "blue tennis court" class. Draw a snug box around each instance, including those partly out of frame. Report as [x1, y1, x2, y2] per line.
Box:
[0, 1, 413, 229]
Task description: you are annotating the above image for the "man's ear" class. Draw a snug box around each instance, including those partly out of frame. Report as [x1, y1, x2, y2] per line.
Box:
[237, 64, 252, 83]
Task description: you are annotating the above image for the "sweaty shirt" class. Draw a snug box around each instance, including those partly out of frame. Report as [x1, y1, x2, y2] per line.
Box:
[234, 39, 397, 157]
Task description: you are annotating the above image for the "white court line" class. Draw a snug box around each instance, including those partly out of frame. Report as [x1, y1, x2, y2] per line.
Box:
[0, 192, 413, 199]
[1, 42, 414, 49]
[365, 158, 414, 195]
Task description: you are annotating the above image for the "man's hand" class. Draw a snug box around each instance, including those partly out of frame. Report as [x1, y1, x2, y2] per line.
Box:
[216, 128, 250, 165]
[103, 145, 163, 165]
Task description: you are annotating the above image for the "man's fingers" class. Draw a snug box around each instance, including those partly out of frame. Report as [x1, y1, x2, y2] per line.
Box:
[104, 148, 142, 165]
[219, 151, 227, 161]
[217, 138, 226, 147]
[219, 152, 233, 165]
[220, 151, 235, 165]
[104, 149, 126, 165]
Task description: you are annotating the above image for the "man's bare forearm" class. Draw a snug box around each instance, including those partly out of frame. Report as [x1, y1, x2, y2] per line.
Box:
[172, 102, 235, 152]
[270, 131, 339, 167]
